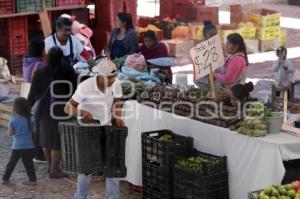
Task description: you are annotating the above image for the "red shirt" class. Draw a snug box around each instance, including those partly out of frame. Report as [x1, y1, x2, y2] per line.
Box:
[141, 42, 168, 60]
[141, 42, 172, 84]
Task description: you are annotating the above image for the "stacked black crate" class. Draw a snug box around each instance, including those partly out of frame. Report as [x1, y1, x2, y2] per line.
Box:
[141, 130, 193, 199]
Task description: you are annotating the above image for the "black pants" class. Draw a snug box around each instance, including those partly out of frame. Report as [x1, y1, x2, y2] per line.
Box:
[33, 125, 45, 160]
[2, 149, 36, 182]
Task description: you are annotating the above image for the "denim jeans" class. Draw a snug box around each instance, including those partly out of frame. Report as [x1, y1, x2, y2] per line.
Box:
[74, 174, 120, 199]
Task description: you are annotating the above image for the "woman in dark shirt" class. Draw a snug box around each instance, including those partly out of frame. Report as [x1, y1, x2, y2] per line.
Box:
[140, 30, 172, 84]
[28, 47, 77, 179]
[107, 12, 139, 59]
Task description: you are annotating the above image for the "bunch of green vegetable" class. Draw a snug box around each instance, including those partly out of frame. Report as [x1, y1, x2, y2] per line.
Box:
[113, 55, 127, 70]
[175, 156, 220, 175]
[247, 102, 266, 117]
[159, 134, 172, 141]
[122, 82, 145, 99]
[236, 118, 268, 137]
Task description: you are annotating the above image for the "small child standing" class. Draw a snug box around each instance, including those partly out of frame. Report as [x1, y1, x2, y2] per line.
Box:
[2, 97, 37, 186]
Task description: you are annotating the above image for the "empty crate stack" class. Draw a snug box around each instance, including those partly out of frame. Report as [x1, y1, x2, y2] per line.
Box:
[56, 0, 82, 7]
[103, 126, 128, 178]
[0, 0, 15, 15]
[0, 17, 28, 75]
[58, 121, 104, 175]
[16, 0, 42, 13]
[141, 130, 193, 199]
[0, 0, 86, 76]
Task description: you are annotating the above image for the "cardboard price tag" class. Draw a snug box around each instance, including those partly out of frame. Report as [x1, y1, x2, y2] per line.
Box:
[190, 35, 224, 80]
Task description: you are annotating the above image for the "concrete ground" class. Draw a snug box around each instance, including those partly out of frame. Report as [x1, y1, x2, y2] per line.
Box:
[0, 129, 142, 199]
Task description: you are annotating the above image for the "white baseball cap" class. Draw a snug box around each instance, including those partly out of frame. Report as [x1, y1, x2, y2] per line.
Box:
[92, 59, 117, 76]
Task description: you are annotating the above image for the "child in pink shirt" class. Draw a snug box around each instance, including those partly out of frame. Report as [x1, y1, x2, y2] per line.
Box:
[214, 33, 249, 87]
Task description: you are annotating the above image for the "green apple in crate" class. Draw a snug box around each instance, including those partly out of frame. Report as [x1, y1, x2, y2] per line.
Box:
[250, 181, 300, 199]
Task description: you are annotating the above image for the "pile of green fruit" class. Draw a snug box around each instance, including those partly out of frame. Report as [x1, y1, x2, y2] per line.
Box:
[175, 156, 221, 175]
[251, 184, 300, 199]
[247, 102, 272, 118]
[159, 134, 172, 141]
[235, 118, 268, 137]
[228, 102, 271, 137]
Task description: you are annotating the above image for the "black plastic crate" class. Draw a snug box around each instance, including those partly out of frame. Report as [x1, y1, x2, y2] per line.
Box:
[143, 187, 172, 199]
[58, 120, 104, 175]
[173, 151, 228, 199]
[142, 161, 172, 193]
[103, 126, 128, 178]
[176, 150, 227, 176]
[142, 130, 193, 168]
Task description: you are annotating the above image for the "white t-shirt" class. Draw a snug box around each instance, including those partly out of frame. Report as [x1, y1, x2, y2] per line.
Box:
[72, 77, 123, 125]
[45, 34, 85, 62]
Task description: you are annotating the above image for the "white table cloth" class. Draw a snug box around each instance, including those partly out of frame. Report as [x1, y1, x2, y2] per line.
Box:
[122, 100, 300, 199]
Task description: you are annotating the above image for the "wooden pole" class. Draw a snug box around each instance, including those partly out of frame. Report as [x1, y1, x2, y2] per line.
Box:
[39, 0, 52, 38]
[209, 66, 218, 101]
[283, 90, 288, 123]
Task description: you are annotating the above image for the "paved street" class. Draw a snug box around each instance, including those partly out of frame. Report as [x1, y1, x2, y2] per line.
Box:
[0, 128, 142, 199]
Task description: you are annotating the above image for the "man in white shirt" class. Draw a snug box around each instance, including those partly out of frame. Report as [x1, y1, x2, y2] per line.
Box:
[64, 59, 123, 199]
[45, 17, 95, 68]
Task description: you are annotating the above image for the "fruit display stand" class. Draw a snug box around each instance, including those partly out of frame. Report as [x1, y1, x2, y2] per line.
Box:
[121, 100, 300, 199]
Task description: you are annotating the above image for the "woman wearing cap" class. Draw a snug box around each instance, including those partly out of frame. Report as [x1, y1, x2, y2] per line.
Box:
[64, 59, 124, 199]
[107, 12, 139, 60]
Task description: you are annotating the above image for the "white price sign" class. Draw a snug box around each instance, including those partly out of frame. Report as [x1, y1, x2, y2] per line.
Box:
[190, 35, 225, 80]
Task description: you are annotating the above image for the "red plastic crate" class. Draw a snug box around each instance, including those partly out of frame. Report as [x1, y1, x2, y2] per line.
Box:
[56, 0, 81, 7]
[112, 0, 137, 26]
[0, 0, 15, 16]
[0, 17, 28, 60]
[71, 8, 89, 25]
[196, 6, 219, 25]
[173, 2, 197, 21]
[138, 17, 157, 28]
[160, 0, 173, 18]
[230, 5, 242, 24]
[7, 54, 24, 75]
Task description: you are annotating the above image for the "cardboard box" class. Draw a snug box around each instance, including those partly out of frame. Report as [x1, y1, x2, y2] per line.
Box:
[244, 39, 259, 54]
[189, 23, 204, 40]
[239, 27, 257, 39]
[220, 24, 240, 42]
[248, 8, 281, 27]
[164, 39, 195, 57]
[257, 26, 280, 40]
[280, 29, 287, 46]
[259, 38, 280, 52]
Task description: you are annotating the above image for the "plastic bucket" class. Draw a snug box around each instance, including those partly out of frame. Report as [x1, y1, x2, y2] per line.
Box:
[267, 112, 283, 134]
